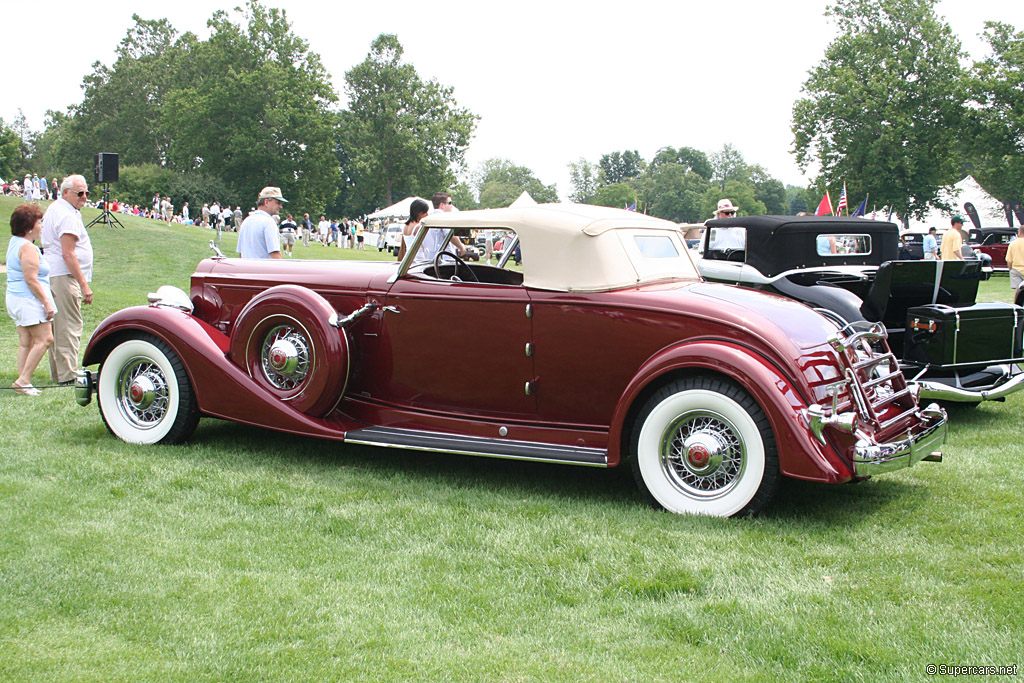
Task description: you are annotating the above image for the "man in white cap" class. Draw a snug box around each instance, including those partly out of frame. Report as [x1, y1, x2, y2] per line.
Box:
[237, 187, 287, 259]
[708, 198, 746, 250]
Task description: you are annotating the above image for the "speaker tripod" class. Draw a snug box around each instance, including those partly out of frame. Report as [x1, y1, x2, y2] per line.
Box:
[85, 184, 124, 229]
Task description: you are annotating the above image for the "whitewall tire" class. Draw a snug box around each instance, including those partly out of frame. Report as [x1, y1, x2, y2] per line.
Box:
[97, 334, 199, 445]
[630, 376, 779, 517]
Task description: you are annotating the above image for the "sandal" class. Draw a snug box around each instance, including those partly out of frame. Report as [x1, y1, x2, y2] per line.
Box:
[12, 383, 42, 397]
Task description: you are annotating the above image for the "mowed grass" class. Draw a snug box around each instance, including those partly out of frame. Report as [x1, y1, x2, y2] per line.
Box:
[1, 195, 1022, 682]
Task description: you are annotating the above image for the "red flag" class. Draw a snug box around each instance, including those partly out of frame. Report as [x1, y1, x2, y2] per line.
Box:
[815, 191, 833, 216]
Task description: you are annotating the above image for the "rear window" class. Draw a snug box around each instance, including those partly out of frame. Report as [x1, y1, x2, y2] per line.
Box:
[633, 235, 680, 259]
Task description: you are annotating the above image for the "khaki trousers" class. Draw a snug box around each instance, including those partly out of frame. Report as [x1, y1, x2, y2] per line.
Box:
[48, 274, 84, 383]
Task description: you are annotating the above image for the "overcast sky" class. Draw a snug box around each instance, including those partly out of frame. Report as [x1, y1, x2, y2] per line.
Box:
[5, 0, 1023, 200]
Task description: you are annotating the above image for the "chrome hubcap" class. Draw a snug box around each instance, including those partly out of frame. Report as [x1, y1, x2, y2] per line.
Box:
[661, 411, 745, 497]
[116, 357, 169, 429]
[260, 325, 310, 390]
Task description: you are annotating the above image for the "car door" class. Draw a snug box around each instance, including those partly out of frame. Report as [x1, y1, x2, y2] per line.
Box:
[374, 276, 537, 420]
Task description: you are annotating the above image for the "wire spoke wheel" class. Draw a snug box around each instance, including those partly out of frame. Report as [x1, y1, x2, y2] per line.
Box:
[98, 334, 199, 445]
[115, 356, 171, 430]
[259, 324, 312, 390]
[630, 376, 779, 517]
[661, 411, 745, 498]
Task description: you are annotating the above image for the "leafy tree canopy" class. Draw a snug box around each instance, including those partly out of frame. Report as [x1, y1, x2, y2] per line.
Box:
[339, 33, 477, 214]
[598, 150, 644, 185]
[567, 158, 599, 204]
[967, 21, 1024, 202]
[592, 182, 636, 209]
[474, 158, 557, 208]
[792, 0, 967, 219]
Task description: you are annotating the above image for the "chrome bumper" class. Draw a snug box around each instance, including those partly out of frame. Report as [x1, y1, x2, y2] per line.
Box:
[852, 404, 947, 476]
[75, 369, 94, 407]
[914, 367, 1024, 402]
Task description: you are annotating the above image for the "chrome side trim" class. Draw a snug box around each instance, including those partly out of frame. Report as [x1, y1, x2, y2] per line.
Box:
[344, 426, 608, 467]
[914, 369, 1024, 402]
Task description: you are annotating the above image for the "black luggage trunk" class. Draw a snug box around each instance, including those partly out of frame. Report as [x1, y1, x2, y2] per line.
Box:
[903, 303, 1024, 367]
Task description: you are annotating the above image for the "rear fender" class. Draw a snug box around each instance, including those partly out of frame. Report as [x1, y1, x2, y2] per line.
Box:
[83, 306, 356, 439]
[608, 340, 854, 483]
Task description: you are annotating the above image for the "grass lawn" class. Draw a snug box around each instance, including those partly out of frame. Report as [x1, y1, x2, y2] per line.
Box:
[1, 195, 1022, 681]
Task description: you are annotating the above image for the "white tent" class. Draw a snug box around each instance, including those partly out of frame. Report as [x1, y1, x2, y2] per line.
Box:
[365, 196, 430, 221]
[906, 176, 1009, 232]
[509, 191, 537, 208]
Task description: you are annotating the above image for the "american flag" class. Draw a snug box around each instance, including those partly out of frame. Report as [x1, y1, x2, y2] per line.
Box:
[836, 183, 848, 214]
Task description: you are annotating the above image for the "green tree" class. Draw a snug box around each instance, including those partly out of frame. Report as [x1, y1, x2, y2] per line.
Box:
[967, 22, 1024, 202]
[598, 150, 644, 185]
[650, 146, 712, 180]
[634, 164, 709, 223]
[709, 144, 749, 190]
[0, 118, 24, 180]
[163, 2, 340, 211]
[449, 182, 478, 211]
[792, 0, 967, 219]
[61, 15, 183, 171]
[702, 181, 766, 218]
[786, 185, 809, 214]
[592, 182, 637, 209]
[749, 165, 787, 214]
[567, 158, 598, 203]
[474, 158, 557, 208]
[340, 33, 477, 213]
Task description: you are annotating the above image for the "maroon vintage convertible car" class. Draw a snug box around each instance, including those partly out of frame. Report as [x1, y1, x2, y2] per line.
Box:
[75, 204, 947, 517]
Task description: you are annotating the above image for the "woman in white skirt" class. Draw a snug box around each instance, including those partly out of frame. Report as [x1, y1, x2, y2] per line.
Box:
[6, 204, 56, 395]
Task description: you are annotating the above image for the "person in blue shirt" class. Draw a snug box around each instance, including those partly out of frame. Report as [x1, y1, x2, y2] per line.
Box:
[923, 227, 938, 260]
[5, 204, 56, 395]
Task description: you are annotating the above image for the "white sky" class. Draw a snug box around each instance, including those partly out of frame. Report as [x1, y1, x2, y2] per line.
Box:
[4, 0, 1023, 200]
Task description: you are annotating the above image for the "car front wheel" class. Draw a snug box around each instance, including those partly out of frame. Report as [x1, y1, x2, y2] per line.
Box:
[629, 376, 779, 517]
[97, 334, 200, 444]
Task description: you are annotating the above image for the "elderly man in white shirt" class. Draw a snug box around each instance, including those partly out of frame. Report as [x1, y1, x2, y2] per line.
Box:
[41, 174, 94, 384]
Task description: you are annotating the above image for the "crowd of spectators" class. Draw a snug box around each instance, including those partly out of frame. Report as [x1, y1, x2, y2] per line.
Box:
[3, 173, 382, 254]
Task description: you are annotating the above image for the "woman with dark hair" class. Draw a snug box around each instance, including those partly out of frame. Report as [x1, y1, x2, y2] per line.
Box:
[396, 199, 431, 262]
[6, 204, 56, 395]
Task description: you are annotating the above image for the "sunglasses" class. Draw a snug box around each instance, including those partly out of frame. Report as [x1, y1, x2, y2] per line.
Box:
[76, 190, 91, 198]
[722, 211, 736, 216]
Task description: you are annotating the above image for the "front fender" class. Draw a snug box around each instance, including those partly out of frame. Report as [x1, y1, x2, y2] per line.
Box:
[607, 340, 854, 483]
[83, 305, 357, 440]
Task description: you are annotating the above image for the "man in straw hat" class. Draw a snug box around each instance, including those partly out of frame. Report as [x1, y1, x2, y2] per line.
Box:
[707, 198, 746, 250]
[237, 187, 287, 259]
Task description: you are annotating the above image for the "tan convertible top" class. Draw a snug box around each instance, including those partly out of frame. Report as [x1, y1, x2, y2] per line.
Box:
[421, 203, 698, 291]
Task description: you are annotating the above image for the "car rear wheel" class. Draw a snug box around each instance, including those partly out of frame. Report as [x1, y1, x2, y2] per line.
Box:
[629, 376, 779, 517]
[97, 334, 200, 444]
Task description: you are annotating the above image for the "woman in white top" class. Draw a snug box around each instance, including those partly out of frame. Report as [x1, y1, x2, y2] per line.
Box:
[396, 199, 431, 262]
[5, 204, 56, 395]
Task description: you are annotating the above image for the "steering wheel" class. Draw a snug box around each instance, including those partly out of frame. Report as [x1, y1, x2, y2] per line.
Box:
[434, 250, 479, 282]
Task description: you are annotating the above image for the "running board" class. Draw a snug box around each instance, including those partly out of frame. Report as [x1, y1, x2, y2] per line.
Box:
[344, 426, 608, 467]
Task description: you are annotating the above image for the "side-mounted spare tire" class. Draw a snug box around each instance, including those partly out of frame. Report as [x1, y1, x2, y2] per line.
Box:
[228, 285, 350, 417]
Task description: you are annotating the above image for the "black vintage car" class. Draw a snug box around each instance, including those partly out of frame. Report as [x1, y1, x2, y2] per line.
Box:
[697, 215, 1024, 404]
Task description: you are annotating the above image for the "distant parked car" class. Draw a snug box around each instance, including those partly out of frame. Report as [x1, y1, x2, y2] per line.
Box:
[381, 223, 403, 255]
[695, 215, 1024, 405]
[966, 227, 1017, 271]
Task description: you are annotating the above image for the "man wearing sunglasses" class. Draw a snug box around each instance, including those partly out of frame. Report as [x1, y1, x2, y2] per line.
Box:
[41, 174, 95, 385]
[708, 198, 746, 251]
